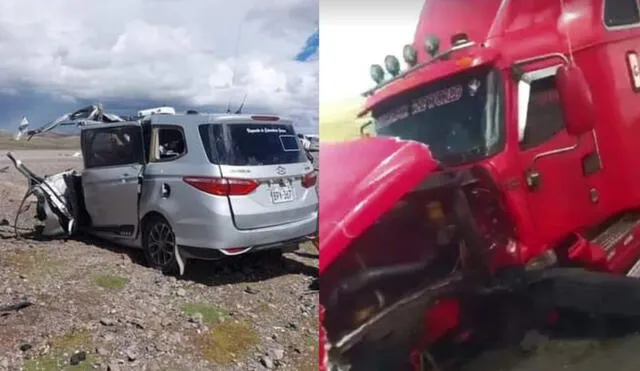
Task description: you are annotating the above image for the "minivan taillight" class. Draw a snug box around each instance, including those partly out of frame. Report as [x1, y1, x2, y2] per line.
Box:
[183, 176, 259, 196]
[302, 171, 317, 188]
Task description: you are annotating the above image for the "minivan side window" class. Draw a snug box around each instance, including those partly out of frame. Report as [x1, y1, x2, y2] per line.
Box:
[83, 126, 143, 168]
[151, 127, 186, 162]
[604, 0, 640, 28]
[519, 76, 565, 150]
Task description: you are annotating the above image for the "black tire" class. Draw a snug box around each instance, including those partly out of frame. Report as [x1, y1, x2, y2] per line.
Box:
[142, 215, 179, 274]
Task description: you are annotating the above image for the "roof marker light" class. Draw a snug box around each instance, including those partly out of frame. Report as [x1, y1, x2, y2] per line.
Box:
[456, 57, 473, 68]
[451, 32, 470, 47]
[403, 44, 418, 67]
[424, 35, 440, 57]
[384, 55, 401, 77]
[370, 64, 385, 84]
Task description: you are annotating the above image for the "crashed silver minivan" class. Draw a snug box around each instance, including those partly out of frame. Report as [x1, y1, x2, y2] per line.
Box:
[8, 105, 318, 275]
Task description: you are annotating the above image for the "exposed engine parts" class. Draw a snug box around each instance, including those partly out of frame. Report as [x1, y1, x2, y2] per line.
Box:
[6, 152, 80, 238]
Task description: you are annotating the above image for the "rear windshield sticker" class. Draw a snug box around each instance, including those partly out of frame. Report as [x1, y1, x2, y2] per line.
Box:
[377, 84, 465, 127]
[279, 135, 301, 152]
[246, 127, 288, 134]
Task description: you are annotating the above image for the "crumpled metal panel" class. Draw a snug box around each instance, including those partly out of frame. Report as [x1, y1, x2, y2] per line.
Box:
[319, 137, 439, 274]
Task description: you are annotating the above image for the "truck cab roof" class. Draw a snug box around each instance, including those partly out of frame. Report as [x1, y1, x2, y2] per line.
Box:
[362, 0, 635, 115]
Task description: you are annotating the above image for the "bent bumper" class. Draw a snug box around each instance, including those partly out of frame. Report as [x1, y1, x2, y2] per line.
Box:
[173, 210, 317, 251]
[178, 235, 309, 260]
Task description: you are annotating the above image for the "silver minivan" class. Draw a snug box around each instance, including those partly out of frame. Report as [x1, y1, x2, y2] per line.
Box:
[8, 109, 318, 275]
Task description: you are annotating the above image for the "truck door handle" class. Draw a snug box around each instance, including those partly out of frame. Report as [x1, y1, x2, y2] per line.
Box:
[525, 168, 541, 191]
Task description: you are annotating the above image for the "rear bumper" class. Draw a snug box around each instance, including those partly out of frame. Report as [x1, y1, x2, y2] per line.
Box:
[179, 236, 308, 260]
[173, 210, 317, 252]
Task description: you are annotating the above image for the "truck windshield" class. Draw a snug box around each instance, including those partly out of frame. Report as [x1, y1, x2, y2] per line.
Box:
[372, 67, 503, 165]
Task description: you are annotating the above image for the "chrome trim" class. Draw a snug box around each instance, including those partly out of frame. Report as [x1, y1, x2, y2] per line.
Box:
[487, 0, 510, 39]
[530, 136, 581, 168]
[517, 65, 562, 142]
[513, 53, 569, 69]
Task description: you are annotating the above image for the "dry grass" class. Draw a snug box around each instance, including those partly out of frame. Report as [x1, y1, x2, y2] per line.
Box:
[0, 135, 79, 150]
[23, 330, 98, 371]
[93, 274, 129, 291]
[195, 320, 259, 365]
[2, 249, 64, 279]
[181, 302, 259, 365]
[320, 98, 373, 142]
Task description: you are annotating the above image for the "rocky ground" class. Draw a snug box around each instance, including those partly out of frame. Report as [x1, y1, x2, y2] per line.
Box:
[0, 150, 318, 371]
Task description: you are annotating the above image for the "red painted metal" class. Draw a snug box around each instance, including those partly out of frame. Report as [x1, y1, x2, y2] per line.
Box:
[360, 0, 640, 267]
[321, 0, 640, 368]
[319, 137, 439, 274]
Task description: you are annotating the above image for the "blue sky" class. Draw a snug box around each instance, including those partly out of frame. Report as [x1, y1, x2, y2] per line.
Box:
[296, 29, 319, 62]
[0, 0, 319, 135]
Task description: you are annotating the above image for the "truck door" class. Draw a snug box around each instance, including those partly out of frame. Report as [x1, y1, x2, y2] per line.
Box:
[516, 65, 601, 246]
[81, 124, 144, 238]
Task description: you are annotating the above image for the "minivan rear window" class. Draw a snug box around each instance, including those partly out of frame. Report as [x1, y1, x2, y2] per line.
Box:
[199, 123, 307, 165]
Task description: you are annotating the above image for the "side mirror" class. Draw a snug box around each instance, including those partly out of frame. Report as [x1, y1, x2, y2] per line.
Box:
[555, 64, 595, 136]
[360, 120, 374, 138]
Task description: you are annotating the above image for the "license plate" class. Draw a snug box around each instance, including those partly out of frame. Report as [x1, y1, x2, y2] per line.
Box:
[270, 184, 294, 204]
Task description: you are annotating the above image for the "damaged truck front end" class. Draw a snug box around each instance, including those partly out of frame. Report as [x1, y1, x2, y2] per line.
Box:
[319, 138, 532, 370]
[320, 138, 640, 371]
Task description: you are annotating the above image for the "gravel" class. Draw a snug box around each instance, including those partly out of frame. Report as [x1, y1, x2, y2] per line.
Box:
[0, 149, 318, 371]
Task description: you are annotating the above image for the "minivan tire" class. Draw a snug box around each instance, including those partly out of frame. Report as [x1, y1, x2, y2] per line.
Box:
[142, 215, 179, 275]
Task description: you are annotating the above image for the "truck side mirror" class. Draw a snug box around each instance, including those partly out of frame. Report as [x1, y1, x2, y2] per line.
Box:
[555, 64, 595, 136]
[360, 120, 374, 138]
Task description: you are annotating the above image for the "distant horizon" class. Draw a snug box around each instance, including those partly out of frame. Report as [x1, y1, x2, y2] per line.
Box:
[0, 101, 318, 135]
[0, 105, 320, 137]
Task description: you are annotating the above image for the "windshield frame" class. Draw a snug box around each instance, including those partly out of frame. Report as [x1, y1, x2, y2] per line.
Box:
[371, 66, 505, 166]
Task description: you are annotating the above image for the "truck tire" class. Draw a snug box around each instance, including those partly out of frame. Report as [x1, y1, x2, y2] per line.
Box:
[531, 268, 640, 317]
[142, 215, 179, 275]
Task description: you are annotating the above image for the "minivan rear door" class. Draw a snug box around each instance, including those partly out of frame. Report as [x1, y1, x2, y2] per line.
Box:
[198, 117, 317, 230]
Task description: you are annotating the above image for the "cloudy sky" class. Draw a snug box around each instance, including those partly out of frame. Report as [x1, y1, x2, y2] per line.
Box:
[320, 0, 422, 104]
[0, 0, 319, 134]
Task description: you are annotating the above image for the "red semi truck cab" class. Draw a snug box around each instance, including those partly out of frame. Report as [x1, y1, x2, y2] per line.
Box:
[321, 0, 640, 370]
[360, 0, 640, 272]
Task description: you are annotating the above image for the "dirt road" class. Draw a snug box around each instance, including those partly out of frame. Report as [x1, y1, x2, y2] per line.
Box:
[463, 333, 640, 371]
[0, 150, 318, 371]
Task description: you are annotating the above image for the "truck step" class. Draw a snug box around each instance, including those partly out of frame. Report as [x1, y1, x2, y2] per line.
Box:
[591, 215, 638, 255]
[627, 259, 640, 278]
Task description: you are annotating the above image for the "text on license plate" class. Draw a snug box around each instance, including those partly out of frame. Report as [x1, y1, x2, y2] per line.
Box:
[270, 185, 295, 204]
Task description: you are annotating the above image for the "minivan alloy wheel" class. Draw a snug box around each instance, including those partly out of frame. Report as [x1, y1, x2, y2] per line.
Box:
[148, 222, 175, 266]
[142, 216, 179, 273]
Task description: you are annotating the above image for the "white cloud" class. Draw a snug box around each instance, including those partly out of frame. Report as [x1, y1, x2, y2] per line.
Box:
[319, 0, 423, 104]
[0, 0, 318, 130]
